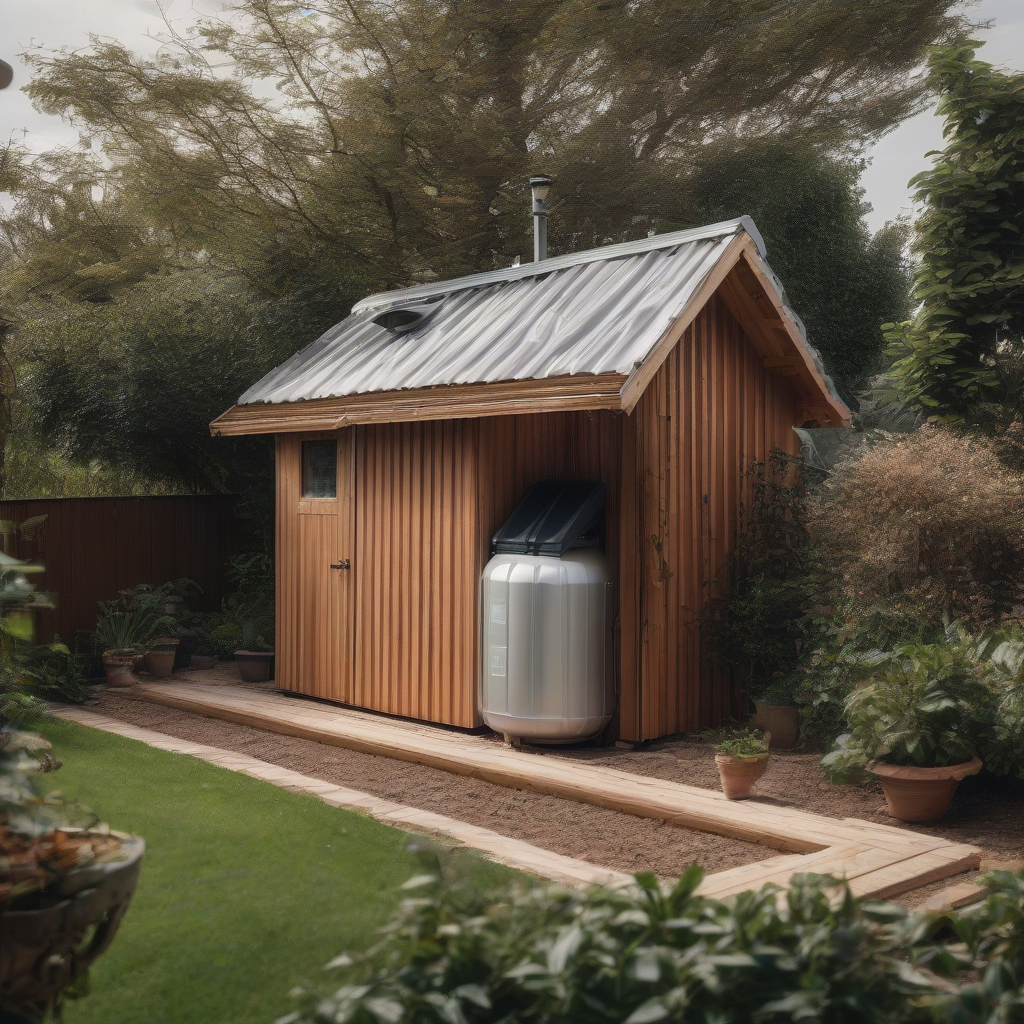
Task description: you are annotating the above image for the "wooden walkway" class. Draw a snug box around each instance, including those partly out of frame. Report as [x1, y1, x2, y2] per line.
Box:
[133, 681, 981, 900]
[53, 708, 634, 890]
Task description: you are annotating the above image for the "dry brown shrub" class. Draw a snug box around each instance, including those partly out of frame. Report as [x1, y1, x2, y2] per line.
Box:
[809, 428, 1024, 626]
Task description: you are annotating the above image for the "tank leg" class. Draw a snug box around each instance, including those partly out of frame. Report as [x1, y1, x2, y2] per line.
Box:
[502, 732, 522, 749]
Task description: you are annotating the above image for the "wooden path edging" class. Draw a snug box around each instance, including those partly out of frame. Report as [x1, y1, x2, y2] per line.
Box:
[52, 708, 634, 889]
[132, 682, 982, 900]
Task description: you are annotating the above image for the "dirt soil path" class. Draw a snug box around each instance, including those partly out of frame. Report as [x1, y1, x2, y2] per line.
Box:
[85, 688, 768, 880]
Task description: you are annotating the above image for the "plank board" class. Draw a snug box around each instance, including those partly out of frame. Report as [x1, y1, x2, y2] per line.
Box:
[53, 708, 633, 889]
[133, 681, 981, 899]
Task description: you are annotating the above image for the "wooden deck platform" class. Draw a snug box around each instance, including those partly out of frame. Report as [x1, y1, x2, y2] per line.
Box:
[132, 681, 980, 900]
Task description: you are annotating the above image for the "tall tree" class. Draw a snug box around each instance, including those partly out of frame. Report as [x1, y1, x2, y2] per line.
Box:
[20, 0, 964, 287]
[885, 42, 1024, 425]
[1, 0, 964, 493]
[686, 143, 910, 401]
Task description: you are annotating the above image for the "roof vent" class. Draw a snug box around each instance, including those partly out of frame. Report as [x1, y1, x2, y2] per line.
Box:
[372, 298, 443, 334]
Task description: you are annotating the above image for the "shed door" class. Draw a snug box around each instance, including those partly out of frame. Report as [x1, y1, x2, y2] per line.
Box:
[279, 431, 355, 702]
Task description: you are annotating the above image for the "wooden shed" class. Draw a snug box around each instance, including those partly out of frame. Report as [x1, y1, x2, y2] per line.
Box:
[212, 218, 850, 742]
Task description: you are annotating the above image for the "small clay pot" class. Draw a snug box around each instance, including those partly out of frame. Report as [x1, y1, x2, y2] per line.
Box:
[753, 702, 801, 750]
[234, 650, 275, 683]
[869, 757, 982, 822]
[145, 651, 176, 677]
[102, 650, 138, 688]
[189, 655, 218, 670]
[145, 638, 179, 678]
[715, 752, 770, 799]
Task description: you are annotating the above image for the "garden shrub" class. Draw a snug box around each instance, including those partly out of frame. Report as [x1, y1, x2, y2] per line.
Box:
[280, 866, 1024, 1024]
[207, 621, 244, 660]
[705, 450, 813, 705]
[18, 638, 92, 704]
[821, 623, 1024, 782]
[808, 428, 1024, 629]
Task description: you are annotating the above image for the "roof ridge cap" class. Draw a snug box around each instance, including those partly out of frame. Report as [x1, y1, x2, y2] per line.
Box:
[352, 216, 764, 314]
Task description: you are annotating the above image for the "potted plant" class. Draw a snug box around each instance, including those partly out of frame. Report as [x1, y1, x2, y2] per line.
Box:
[715, 729, 770, 799]
[225, 554, 275, 683]
[0, 725, 144, 1021]
[92, 597, 175, 688]
[752, 673, 802, 750]
[822, 639, 990, 821]
[145, 637, 179, 678]
[117, 581, 200, 678]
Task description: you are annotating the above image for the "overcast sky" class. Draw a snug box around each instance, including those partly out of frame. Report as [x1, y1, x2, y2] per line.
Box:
[2, 0, 1023, 233]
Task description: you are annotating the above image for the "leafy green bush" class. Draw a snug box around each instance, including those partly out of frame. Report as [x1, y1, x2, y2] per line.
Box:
[716, 729, 768, 757]
[207, 622, 244, 660]
[982, 635, 1024, 780]
[0, 631, 42, 728]
[821, 631, 995, 782]
[279, 865, 1024, 1024]
[224, 553, 275, 651]
[705, 450, 814, 704]
[18, 638, 92, 704]
[92, 597, 175, 655]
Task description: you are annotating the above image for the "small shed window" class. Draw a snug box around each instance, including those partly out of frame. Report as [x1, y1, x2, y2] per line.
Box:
[302, 440, 337, 498]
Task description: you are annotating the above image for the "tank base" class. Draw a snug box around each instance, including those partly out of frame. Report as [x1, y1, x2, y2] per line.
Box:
[481, 710, 611, 745]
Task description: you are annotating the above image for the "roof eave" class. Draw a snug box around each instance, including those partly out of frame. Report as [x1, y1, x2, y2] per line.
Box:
[209, 373, 628, 437]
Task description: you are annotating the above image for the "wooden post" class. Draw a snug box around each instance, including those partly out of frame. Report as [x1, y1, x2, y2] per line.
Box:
[617, 410, 641, 741]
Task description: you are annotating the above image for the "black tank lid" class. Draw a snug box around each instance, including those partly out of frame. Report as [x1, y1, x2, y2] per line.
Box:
[492, 480, 605, 557]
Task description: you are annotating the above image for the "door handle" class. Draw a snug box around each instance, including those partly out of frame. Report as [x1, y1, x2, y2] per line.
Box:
[331, 559, 351, 570]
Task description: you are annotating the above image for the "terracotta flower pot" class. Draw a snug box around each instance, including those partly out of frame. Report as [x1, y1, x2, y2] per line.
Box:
[145, 638, 179, 678]
[753, 704, 798, 753]
[869, 757, 982, 822]
[102, 651, 138, 688]
[234, 650, 275, 683]
[715, 752, 770, 799]
[753, 702, 801, 750]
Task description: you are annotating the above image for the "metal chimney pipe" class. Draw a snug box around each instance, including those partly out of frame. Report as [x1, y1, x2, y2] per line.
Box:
[530, 175, 552, 262]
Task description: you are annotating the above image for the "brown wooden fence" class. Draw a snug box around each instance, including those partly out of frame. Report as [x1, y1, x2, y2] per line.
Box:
[0, 496, 240, 644]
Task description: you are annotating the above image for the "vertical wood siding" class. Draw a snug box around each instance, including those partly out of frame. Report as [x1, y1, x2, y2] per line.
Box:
[352, 420, 479, 727]
[626, 293, 803, 740]
[0, 495, 238, 645]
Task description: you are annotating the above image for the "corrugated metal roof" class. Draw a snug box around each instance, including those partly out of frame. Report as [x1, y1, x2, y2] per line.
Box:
[238, 217, 839, 407]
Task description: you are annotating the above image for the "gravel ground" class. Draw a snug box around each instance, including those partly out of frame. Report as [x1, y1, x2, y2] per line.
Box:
[550, 734, 1024, 865]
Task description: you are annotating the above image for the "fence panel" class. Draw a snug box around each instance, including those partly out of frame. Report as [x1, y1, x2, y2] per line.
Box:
[0, 495, 239, 645]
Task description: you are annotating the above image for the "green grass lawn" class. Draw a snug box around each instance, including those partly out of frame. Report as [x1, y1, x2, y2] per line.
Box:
[36, 718, 515, 1024]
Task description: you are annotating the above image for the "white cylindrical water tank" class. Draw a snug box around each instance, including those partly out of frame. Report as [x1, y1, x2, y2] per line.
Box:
[480, 548, 614, 743]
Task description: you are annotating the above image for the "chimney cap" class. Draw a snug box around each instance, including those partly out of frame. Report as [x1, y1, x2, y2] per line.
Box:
[529, 175, 552, 200]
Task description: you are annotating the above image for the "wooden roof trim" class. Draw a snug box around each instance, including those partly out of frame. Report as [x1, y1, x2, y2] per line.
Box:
[618, 233, 749, 414]
[732, 247, 852, 426]
[619, 235, 852, 426]
[209, 373, 628, 436]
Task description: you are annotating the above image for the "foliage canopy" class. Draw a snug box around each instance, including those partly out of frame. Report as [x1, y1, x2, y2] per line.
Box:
[0, 0, 963, 492]
[885, 42, 1024, 425]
